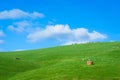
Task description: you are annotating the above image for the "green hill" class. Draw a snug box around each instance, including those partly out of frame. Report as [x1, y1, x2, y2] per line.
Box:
[0, 42, 120, 80]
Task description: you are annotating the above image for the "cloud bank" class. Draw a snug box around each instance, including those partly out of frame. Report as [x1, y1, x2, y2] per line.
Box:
[0, 9, 44, 19]
[0, 9, 107, 45]
[27, 24, 107, 44]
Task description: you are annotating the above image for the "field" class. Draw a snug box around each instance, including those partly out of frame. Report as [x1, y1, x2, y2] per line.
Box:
[0, 42, 120, 80]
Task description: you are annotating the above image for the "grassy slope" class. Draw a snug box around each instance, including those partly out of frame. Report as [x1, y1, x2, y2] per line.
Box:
[0, 42, 120, 80]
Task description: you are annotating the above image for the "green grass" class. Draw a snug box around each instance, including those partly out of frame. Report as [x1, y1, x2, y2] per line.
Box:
[0, 42, 120, 80]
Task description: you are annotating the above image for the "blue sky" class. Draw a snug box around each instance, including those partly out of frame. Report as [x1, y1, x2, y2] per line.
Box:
[0, 0, 120, 51]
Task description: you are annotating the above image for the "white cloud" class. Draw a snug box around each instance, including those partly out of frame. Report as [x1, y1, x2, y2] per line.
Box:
[13, 49, 25, 51]
[27, 24, 107, 44]
[27, 24, 71, 42]
[31, 12, 44, 18]
[0, 9, 44, 19]
[89, 31, 106, 40]
[8, 20, 32, 33]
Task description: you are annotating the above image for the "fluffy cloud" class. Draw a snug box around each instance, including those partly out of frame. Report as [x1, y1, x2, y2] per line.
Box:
[0, 9, 44, 19]
[27, 24, 107, 44]
[8, 20, 32, 33]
